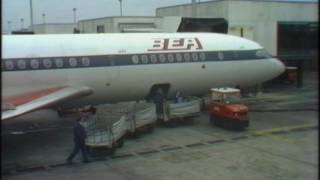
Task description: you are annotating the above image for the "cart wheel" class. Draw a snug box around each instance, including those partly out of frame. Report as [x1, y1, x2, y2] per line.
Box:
[223, 120, 232, 129]
[210, 116, 219, 126]
[181, 117, 194, 125]
[117, 138, 124, 148]
[106, 146, 116, 156]
[166, 119, 177, 128]
[216, 117, 223, 126]
[185, 117, 194, 125]
[146, 124, 155, 133]
[127, 132, 140, 139]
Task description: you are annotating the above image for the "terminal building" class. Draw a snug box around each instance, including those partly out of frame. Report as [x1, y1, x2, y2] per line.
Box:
[78, 16, 179, 33]
[156, 0, 318, 71]
[77, 0, 318, 71]
[77, 16, 227, 34]
[31, 23, 77, 34]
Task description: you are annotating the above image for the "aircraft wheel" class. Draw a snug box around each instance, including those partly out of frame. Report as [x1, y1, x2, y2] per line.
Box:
[210, 116, 214, 124]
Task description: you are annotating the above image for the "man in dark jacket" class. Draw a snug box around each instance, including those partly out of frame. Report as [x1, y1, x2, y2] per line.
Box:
[153, 89, 166, 121]
[67, 114, 89, 163]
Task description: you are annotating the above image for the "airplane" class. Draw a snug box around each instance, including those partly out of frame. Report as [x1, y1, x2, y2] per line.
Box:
[2, 33, 285, 120]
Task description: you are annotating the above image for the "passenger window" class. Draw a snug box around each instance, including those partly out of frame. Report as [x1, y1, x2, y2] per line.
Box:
[69, 58, 77, 67]
[167, 54, 174, 63]
[131, 55, 139, 64]
[44, 58, 53, 68]
[141, 55, 148, 64]
[192, 53, 198, 61]
[55, 58, 64, 68]
[184, 53, 191, 61]
[176, 53, 182, 62]
[82, 57, 90, 66]
[4, 61, 14, 70]
[199, 52, 206, 61]
[159, 54, 166, 63]
[17, 60, 26, 69]
[150, 54, 157, 63]
[31, 59, 40, 69]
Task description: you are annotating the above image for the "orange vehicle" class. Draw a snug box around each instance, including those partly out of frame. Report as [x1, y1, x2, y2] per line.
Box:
[285, 66, 297, 84]
[208, 88, 249, 130]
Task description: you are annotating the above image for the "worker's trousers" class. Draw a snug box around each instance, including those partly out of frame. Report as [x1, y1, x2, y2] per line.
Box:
[67, 142, 88, 161]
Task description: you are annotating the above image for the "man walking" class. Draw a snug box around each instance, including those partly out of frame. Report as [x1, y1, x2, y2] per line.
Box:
[67, 113, 89, 163]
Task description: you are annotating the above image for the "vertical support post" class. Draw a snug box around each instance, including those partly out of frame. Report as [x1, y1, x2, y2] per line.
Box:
[192, 0, 197, 17]
[119, 0, 123, 16]
[73, 8, 77, 23]
[29, 0, 34, 31]
[42, 13, 46, 24]
[7, 21, 11, 33]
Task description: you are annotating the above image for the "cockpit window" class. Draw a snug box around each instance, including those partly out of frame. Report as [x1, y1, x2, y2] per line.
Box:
[256, 49, 272, 58]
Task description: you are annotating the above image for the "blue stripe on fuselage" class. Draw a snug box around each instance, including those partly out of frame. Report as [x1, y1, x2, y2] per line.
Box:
[2, 50, 268, 72]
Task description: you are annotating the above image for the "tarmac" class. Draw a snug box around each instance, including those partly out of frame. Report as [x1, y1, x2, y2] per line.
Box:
[1, 72, 318, 180]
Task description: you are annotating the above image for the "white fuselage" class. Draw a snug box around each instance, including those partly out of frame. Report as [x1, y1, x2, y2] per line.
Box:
[2, 33, 285, 108]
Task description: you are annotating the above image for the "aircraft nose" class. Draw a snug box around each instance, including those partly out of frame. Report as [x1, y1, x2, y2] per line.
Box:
[271, 58, 286, 77]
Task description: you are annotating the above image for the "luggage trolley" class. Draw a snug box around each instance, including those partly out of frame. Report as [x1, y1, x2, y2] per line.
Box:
[84, 103, 134, 156]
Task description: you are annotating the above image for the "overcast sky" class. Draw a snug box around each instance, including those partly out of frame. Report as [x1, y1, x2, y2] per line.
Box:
[2, 0, 316, 32]
[2, 0, 196, 32]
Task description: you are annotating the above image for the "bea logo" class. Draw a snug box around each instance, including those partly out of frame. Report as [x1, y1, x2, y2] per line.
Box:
[148, 38, 203, 51]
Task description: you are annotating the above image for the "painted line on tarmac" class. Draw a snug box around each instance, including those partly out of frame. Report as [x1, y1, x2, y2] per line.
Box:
[2, 124, 318, 177]
[267, 134, 298, 144]
[250, 108, 318, 112]
[253, 123, 318, 144]
[3, 126, 74, 135]
[252, 123, 318, 136]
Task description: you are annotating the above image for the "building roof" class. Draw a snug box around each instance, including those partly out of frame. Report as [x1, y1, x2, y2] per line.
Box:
[78, 16, 160, 23]
[157, 0, 318, 10]
[33, 23, 76, 26]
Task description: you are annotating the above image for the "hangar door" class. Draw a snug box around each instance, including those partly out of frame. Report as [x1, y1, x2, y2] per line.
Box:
[277, 22, 318, 71]
[228, 26, 254, 40]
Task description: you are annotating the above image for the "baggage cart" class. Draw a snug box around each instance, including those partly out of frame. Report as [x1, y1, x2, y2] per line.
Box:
[165, 96, 201, 127]
[129, 102, 157, 135]
[84, 103, 134, 155]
